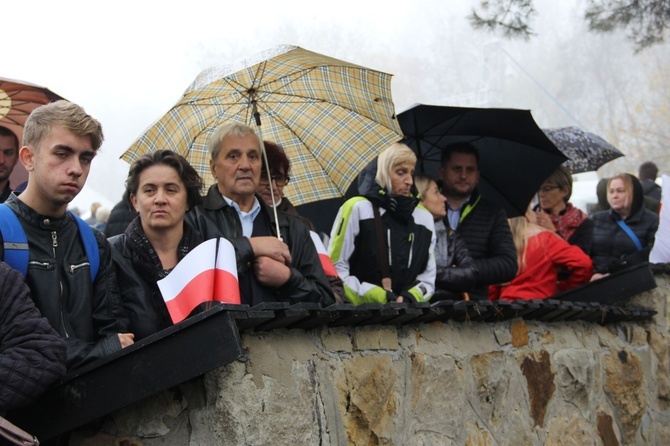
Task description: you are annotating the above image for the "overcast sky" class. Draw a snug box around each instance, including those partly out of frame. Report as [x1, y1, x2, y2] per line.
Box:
[2, 0, 608, 212]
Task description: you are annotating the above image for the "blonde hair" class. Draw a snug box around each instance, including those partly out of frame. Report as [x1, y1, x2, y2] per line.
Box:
[508, 215, 530, 273]
[413, 173, 435, 200]
[23, 100, 103, 151]
[375, 143, 416, 192]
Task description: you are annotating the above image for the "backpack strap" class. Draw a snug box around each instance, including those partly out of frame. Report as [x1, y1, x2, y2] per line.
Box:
[0, 204, 29, 276]
[71, 212, 100, 282]
[0, 205, 100, 281]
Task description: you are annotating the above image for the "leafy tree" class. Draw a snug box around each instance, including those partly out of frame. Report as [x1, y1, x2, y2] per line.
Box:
[469, 0, 670, 51]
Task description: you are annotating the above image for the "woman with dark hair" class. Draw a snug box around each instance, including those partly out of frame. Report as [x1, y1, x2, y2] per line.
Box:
[590, 173, 659, 280]
[533, 166, 593, 255]
[257, 140, 315, 230]
[328, 143, 436, 305]
[110, 150, 204, 339]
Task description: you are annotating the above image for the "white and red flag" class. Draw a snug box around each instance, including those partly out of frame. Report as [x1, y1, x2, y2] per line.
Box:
[310, 231, 338, 277]
[158, 237, 240, 323]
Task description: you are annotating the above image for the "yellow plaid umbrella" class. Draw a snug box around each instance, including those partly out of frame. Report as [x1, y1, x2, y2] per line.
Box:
[122, 44, 403, 205]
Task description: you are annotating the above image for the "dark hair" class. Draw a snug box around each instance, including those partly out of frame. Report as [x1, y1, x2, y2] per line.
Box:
[440, 142, 480, 168]
[262, 140, 290, 175]
[639, 161, 658, 181]
[124, 150, 203, 209]
[0, 125, 19, 151]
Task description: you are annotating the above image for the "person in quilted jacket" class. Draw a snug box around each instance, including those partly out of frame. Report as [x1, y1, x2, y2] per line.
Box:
[0, 261, 66, 411]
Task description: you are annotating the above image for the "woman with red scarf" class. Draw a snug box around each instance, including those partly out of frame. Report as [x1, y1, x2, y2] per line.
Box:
[533, 166, 593, 255]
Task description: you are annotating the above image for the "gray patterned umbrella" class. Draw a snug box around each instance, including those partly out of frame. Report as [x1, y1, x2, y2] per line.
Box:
[543, 126, 624, 174]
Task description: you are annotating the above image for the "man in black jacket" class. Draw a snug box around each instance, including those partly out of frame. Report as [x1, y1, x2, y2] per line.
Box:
[186, 122, 334, 306]
[0, 101, 133, 370]
[438, 143, 517, 300]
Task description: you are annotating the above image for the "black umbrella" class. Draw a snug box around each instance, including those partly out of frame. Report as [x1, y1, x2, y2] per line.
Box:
[543, 126, 624, 173]
[398, 104, 567, 217]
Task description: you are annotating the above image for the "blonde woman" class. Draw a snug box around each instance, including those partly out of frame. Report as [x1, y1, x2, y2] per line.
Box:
[414, 174, 477, 299]
[329, 144, 436, 305]
[590, 173, 658, 280]
[489, 208, 592, 301]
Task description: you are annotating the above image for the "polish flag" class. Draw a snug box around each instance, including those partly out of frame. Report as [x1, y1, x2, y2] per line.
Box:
[158, 238, 240, 324]
[310, 231, 338, 277]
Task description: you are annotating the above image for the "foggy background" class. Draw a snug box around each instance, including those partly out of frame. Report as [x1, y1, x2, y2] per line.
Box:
[3, 0, 668, 215]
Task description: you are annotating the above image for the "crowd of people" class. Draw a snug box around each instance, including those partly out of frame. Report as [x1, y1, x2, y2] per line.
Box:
[0, 100, 663, 417]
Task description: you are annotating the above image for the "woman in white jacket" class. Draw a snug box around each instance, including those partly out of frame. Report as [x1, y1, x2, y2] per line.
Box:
[328, 143, 436, 305]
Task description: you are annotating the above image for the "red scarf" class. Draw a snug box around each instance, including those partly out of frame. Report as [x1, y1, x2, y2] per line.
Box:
[549, 203, 587, 242]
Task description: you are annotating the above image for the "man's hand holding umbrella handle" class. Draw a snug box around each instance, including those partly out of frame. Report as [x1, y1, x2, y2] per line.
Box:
[249, 236, 292, 264]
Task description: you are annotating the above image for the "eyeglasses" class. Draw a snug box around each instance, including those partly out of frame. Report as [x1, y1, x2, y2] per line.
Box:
[539, 185, 561, 193]
[259, 173, 290, 186]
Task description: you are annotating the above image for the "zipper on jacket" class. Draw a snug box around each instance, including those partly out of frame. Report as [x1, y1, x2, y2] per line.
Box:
[52, 230, 69, 338]
[407, 233, 414, 267]
[28, 260, 52, 269]
[70, 262, 91, 274]
[51, 230, 58, 256]
[387, 229, 392, 266]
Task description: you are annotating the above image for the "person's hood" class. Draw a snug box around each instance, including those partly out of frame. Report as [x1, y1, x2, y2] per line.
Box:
[627, 173, 645, 216]
[356, 156, 419, 220]
[596, 178, 609, 207]
[357, 157, 378, 196]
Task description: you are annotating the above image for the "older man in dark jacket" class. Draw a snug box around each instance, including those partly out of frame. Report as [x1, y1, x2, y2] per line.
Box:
[186, 123, 334, 306]
[438, 143, 517, 300]
[0, 262, 66, 411]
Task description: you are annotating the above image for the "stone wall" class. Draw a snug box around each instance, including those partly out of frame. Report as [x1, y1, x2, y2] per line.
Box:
[72, 274, 670, 446]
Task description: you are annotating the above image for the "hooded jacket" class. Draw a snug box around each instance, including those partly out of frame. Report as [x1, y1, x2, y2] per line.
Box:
[0, 262, 66, 410]
[0, 194, 128, 370]
[329, 168, 436, 305]
[185, 185, 334, 306]
[590, 174, 659, 273]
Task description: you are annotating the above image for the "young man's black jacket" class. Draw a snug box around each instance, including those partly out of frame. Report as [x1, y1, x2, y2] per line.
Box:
[1, 195, 128, 370]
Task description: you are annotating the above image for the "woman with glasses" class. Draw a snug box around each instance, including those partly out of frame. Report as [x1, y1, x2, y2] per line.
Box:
[257, 141, 315, 231]
[533, 166, 593, 255]
[257, 141, 345, 303]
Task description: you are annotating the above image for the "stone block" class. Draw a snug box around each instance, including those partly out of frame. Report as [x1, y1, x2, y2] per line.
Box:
[553, 349, 596, 413]
[318, 327, 353, 352]
[511, 320, 529, 348]
[545, 415, 597, 446]
[337, 355, 397, 445]
[352, 325, 399, 351]
[519, 350, 555, 427]
[604, 349, 647, 443]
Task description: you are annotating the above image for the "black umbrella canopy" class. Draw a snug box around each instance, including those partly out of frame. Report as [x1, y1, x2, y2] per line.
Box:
[398, 104, 567, 217]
